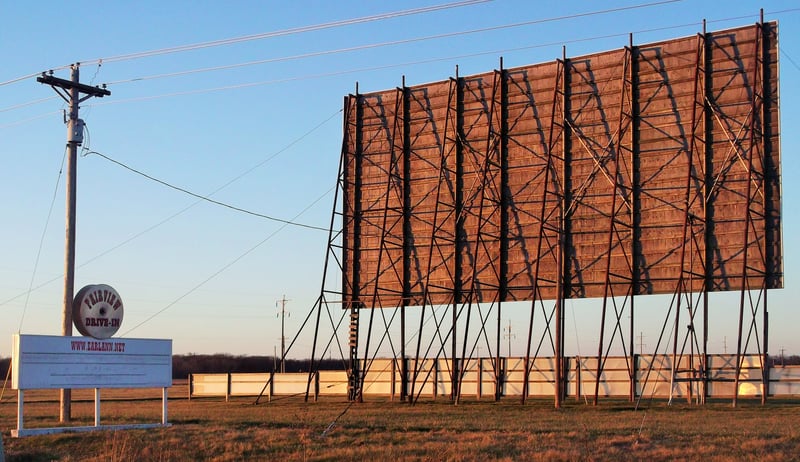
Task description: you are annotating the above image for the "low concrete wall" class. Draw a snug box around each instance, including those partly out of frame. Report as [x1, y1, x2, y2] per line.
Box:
[189, 355, 800, 401]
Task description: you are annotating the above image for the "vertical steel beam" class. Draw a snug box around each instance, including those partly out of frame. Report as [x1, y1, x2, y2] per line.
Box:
[629, 33, 640, 403]
[302, 96, 353, 403]
[522, 58, 565, 404]
[443, 73, 459, 403]
[348, 88, 364, 402]
[459, 66, 504, 402]
[555, 47, 571, 409]
[593, 44, 634, 406]
[412, 71, 462, 404]
[401, 79, 412, 402]
[680, 29, 708, 405]
[668, 28, 712, 405]
[733, 21, 764, 408]
[498, 59, 510, 400]
[465, 66, 502, 401]
[360, 85, 404, 403]
[454, 71, 466, 399]
[455, 72, 465, 322]
[759, 11, 773, 405]
[500, 64, 509, 304]
[701, 20, 712, 405]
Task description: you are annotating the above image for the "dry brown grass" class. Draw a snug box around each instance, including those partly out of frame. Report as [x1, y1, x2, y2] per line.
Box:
[1, 383, 798, 461]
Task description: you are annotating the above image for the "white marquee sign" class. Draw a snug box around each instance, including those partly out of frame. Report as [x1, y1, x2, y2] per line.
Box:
[11, 334, 172, 437]
[12, 334, 171, 389]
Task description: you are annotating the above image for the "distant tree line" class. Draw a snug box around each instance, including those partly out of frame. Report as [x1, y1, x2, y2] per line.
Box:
[0, 355, 346, 381]
[1, 355, 798, 381]
[171, 354, 346, 379]
[772, 355, 800, 368]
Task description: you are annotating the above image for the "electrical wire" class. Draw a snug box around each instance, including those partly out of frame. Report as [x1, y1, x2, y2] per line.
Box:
[0, 68, 70, 87]
[782, 48, 800, 73]
[83, 149, 328, 231]
[0, 109, 341, 309]
[80, 108, 341, 231]
[4, 6, 796, 124]
[8, 9, 793, 122]
[0, 96, 57, 113]
[17, 147, 68, 331]
[1, 0, 691, 92]
[78, 0, 490, 65]
[102, 0, 685, 87]
[0, 0, 490, 89]
[120, 184, 334, 336]
[0, 111, 61, 130]
[61, 26, 689, 109]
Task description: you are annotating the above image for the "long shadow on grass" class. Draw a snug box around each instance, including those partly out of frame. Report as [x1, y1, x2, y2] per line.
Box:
[7, 450, 62, 462]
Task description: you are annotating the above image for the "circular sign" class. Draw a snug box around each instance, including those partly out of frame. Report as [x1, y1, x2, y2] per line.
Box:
[73, 284, 124, 339]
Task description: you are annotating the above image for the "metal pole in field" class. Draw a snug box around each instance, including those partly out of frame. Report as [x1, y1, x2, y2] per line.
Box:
[37, 64, 110, 423]
[62, 65, 79, 423]
[277, 295, 290, 373]
[504, 320, 515, 357]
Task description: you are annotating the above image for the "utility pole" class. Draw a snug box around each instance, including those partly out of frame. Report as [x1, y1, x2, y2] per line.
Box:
[503, 319, 515, 357]
[277, 295, 290, 373]
[37, 64, 110, 423]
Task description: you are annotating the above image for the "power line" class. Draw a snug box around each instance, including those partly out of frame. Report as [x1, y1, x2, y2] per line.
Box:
[83, 150, 329, 231]
[5, 8, 792, 124]
[0, 0, 490, 89]
[0, 29, 665, 117]
[4, 6, 795, 123]
[0, 68, 70, 88]
[0, 96, 57, 113]
[80, 0, 490, 65]
[102, 0, 686, 87]
[1, 0, 687, 91]
[80, 108, 340, 231]
[120, 184, 334, 336]
[18, 147, 68, 332]
[0, 111, 61, 130]
[83, 24, 688, 107]
[782, 48, 800, 73]
[0, 109, 341, 309]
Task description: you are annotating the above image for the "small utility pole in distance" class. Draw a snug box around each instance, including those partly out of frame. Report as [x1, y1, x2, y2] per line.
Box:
[37, 64, 110, 423]
[504, 319, 515, 357]
[277, 295, 290, 373]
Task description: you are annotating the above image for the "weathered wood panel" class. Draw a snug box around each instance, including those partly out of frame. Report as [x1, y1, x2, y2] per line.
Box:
[343, 23, 781, 308]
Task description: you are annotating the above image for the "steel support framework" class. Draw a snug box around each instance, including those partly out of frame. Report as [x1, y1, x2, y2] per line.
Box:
[296, 20, 780, 407]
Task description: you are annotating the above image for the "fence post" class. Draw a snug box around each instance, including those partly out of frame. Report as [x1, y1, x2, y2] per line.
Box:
[391, 359, 396, 401]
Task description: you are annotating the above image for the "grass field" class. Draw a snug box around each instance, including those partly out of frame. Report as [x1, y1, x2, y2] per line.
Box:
[1, 382, 798, 461]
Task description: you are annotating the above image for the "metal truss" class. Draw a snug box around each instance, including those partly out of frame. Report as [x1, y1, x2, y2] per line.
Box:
[293, 18, 779, 408]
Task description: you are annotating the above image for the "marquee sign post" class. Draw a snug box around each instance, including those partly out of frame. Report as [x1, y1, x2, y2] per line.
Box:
[10, 284, 173, 437]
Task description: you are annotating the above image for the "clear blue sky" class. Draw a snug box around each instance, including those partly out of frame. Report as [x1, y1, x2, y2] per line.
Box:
[2, 0, 799, 359]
